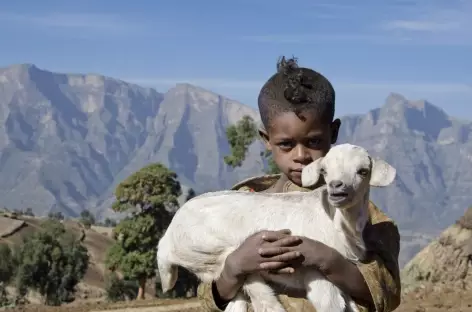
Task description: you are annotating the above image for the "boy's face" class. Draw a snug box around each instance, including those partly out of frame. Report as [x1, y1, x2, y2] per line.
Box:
[261, 111, 341, 186]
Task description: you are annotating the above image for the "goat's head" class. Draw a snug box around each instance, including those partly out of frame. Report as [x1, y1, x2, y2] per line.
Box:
[301, 144, 396, 209]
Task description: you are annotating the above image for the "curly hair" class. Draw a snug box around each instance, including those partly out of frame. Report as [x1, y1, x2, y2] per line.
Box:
[258, 56, 335, 130]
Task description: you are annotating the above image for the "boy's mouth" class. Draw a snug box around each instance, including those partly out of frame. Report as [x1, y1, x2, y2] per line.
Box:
[291, 167, 305, 173]
[290, 169, 303, 177]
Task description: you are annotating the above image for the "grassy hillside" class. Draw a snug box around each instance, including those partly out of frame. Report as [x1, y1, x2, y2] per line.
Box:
[0, 213, 194, 311]
[0, 214, 135, 301]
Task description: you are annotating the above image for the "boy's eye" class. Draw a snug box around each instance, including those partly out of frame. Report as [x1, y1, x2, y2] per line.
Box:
[276, 141, 294, 150]
[306, 138, 322, 148]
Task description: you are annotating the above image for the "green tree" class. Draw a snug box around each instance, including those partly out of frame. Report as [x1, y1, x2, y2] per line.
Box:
[0, 244, 17, 307]
[103, 218, 117, 227]
[79, 209, 96, 229]
[14, 220, 89, 305]
[260, 149, 280, 174]
[47, 211, 64, 220]
[13, 209, 23, 216]
[105, 163, 181, 300]
[185, 188, 196, 202]
[24, 208, 35, 217]
[0, 244, 16, 284]
[224, 115, 280, 174]
[224, 115, 258, 167]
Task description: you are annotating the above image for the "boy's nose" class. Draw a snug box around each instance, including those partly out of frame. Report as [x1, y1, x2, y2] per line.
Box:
[293, 145, 311, 163]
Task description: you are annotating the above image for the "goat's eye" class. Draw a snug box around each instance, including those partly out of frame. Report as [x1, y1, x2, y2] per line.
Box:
[319, 168, 326, 175]
[357, 168, 369, 176]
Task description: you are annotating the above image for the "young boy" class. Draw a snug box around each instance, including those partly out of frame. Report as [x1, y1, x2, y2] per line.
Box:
[197, 57, 401, 312]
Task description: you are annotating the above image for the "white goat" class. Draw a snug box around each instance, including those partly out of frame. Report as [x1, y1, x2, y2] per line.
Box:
[157, 143, 396, 312]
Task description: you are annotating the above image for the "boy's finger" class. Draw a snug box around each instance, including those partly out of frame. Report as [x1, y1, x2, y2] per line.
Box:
[263, 251, 302, 262]
[269, 267, 295, 274]
[259, 262, 295, 272]
[258, 246, 294, 257]
[260, 229, 291, 242]
[266, 236, 302, 247]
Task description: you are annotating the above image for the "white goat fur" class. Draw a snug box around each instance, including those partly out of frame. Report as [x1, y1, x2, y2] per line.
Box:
[157, 143, 396, 312]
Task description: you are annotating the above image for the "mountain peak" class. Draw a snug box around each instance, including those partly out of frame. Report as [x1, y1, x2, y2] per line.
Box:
[172, 82, 215, 95]
[385, 92, 408, 104]
[6, 63, 37, 70]
[1, 63, 40, 75]
[383, 92, 446, 115]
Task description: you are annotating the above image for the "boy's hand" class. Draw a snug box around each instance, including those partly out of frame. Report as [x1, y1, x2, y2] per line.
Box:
[223, 229, 303, 279]
[215, 229, 303, 303]
[258, 236, 343, 275]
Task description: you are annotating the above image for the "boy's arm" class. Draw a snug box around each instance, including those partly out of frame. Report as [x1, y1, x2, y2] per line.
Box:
[356, 203, 401, 312]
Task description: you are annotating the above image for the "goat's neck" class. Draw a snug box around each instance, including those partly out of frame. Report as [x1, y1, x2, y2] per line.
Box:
[332, 191, 370, 261]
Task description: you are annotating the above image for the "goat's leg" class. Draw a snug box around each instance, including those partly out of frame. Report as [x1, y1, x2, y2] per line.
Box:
[304, 271, 346, 312]
[224, 292, 249, 312]
[242, 274, 286, 312]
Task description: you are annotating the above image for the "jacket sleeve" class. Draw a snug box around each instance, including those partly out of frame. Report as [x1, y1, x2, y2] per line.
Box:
[197, 281, 225, 312]
[196, 185, 253, 312]
[356, 203, 402, 312]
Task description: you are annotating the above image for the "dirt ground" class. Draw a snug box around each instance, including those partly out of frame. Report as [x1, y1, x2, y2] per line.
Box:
[6, 298, 201, 312]
[396, 287, 472, 312]
[6, 290, 472, 312]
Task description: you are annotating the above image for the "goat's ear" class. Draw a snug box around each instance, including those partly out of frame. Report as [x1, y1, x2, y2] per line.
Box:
[301, 158, 323, 188]
[370, 158, 396, 187]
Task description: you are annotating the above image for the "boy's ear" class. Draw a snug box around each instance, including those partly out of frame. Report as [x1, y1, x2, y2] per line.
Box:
[259, 129, 271, 151]
[330, 118, 341, 144]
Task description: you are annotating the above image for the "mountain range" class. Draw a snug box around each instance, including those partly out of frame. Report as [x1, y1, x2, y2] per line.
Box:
[0, 63, 471, 266]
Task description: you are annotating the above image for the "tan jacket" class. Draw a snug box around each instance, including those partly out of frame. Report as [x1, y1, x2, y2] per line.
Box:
[197, 174, 401, 312]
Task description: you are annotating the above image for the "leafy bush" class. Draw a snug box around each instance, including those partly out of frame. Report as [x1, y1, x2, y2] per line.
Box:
[15, 220, 89, 305]
[105, 272, 138, 302]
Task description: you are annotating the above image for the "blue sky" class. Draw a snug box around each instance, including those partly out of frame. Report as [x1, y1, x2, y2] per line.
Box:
[0, 0, 471, 118]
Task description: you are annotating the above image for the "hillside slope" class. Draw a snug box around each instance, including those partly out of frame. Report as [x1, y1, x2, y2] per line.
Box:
[0, 214, 116, 300]
[390, 207, 472, 311]
[401, 206, 472, 294]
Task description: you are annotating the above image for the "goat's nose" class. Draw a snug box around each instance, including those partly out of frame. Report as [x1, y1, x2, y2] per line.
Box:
[329, 180, 344, 189]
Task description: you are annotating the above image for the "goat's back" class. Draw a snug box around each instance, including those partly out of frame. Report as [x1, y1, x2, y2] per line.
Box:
[163, 186, 345, 258]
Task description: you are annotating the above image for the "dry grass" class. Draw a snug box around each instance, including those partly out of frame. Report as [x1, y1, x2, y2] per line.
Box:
[7, 299, 200, 312]
[8, 293, 472, 312]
